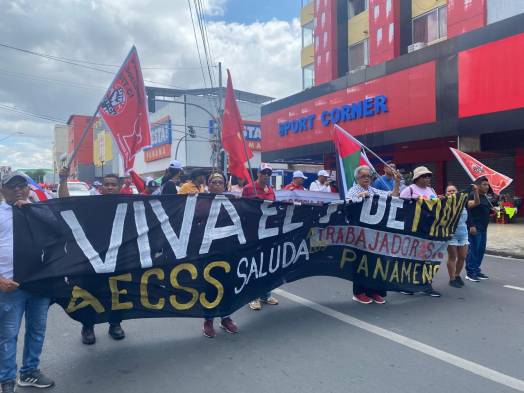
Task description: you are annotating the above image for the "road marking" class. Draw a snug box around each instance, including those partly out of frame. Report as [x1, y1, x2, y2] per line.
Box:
[486, 254, 524, 261]
[504, 285, 524, 292]
[274, 288, 524, 392]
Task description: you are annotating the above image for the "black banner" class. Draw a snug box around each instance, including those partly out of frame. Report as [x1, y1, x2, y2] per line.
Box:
[14, 193, 467, 324]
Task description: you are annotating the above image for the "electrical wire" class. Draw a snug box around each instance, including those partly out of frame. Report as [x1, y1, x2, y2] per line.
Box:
[0, 104, 68, 124]
[0, 68, 106, 91]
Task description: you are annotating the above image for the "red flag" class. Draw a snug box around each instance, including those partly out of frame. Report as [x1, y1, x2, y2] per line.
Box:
[450, 147, 513, 194]
[221, 70, 253, 182]
[99, 46, 150, 172]
[129, 169, 145, 193]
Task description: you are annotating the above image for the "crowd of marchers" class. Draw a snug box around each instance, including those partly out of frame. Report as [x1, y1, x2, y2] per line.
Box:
[0, 160, 494, 393]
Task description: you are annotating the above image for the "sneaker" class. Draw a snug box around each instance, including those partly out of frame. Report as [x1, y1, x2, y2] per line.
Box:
[449, 279, 462, 288]
[455, 276, 465, 286]
[260, 296, 279, 305]
[465, 274, 480, 282]
[371, 294, 386, 304]
[249, 299, 262, 310]
[400, 291, 414, 295]
[108, 323, 125, 340]
[220, 317, 239, 334]
[352, 293, 373, 304]
[1, 380, 16, 393]
[424, 288, 442, 297]
[202, 319, 216, 338]
[477, 272, 489, 280]
[81, 325, 96, 345]
[17, 370, 54, 388]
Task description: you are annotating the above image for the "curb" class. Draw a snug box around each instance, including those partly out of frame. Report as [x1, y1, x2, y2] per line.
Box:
[486, 250, 524, 260]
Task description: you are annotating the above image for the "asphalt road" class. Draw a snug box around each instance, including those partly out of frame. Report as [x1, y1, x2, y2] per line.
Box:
[15, 254, 524, 393]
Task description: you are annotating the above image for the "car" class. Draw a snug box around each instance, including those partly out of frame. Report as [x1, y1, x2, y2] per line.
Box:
[67, 181, 91, 196]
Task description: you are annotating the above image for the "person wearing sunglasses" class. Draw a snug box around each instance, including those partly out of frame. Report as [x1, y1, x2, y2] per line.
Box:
[201, 172, 240, 338]
[0, 171, 55, 392]
[241, 163, 279, 310]
[346, 166, 400, 305]
[399, 166, 441, 297]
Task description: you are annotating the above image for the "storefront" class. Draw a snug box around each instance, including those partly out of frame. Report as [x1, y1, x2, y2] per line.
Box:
[262, 13, 524, 204]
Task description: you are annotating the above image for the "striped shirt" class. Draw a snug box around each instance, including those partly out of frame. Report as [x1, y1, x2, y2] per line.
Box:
[346, 184, 389, 201]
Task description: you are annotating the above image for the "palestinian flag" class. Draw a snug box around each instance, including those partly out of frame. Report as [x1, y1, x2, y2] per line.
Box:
[333, 124, 375, 198]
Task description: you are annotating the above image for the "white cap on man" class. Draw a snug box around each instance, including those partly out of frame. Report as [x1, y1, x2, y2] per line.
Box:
[259, 163, 273, 172]
[317, 170, 329, 178]
[169, 160, 182, 169]
[293, 170, 307, 179]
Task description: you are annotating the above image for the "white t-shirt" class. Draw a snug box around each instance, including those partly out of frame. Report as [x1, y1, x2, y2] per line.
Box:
[0, 202, 14, 280]
[309, 180, 331, 193]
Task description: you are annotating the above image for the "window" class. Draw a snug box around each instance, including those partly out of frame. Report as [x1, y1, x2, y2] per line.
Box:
[348, 39, 369, 71]
[412, 6, 447, 44]
[348, 0, 368, 18]
[301, 0, 314, 6]
[302, 22, 314, 47]
[302, 64, 314, 89]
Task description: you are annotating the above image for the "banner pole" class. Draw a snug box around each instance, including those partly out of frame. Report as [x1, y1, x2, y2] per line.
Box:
[67, 46, 137, 170]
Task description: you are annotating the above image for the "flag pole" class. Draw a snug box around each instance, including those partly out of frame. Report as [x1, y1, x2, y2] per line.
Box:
[67, 46, 138, 170]
[334, 124, 396, 172]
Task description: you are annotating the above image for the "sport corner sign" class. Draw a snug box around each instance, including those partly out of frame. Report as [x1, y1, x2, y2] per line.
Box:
[278, 95, 388, 137]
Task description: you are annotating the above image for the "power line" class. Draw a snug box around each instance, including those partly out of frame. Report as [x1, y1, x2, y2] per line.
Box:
[0, 42, 189, 90]
[188, 0, 209, 88]
[0, 104, 67, 124]
[0, 68, 106, 91]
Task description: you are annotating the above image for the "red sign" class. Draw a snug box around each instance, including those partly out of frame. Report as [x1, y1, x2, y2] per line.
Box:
[314, 0, 338, 85]
[262, 61, 436, 153]
[458, 32, 524, 118]
[99, 46, 151, 171]
[450, 148, 513, 194]
[447, 0, 486, 38]
[144, 144, 171, 162]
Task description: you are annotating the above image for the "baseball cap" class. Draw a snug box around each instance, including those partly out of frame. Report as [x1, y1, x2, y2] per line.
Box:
[0, 171, 27, 187]
[259, 163, 273, 172]
[93, 181, 102, 187]
[293, 170, 307, 179]
[169, 160, 182, 169]
[146, 179, 159, 188]
[317, 170, 329, 177]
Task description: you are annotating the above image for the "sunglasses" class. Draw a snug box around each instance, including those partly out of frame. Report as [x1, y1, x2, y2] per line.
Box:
[3, 181, 28, 190]
[209, 180, 225, 185]
[260, 170, 272, 176]
[421, 174, 432, 179]
[359, 174, 372, 179]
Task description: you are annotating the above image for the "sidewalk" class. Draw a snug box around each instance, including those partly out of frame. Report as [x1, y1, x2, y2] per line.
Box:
[486, 219, 524, 259]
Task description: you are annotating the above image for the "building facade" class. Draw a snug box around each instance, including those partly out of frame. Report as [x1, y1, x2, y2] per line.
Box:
[263, 0, 524, 205]
[90, 87, 271, 179]
[66, 115, 95, 182]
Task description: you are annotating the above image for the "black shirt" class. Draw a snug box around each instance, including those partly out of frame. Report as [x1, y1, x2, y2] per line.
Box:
[161, 180, 178, 195]
[466, 192, 492, 230]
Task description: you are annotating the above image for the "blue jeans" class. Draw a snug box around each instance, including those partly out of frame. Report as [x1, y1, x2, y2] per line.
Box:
[466, 229, 487, 277]
[0, 289, 50, 383]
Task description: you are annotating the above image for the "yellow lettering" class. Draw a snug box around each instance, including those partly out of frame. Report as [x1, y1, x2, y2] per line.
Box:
[422, 263, 433, 284]
[109, 273, 133, 311]
[140, 268, 165, 310]
[389, 261, 399, 283]
[373, 257, 389, 281]
[66, 285, 105, 314]
[412, 263, 420, 285]
[169, 263, 199, 310]
[429, 200, 443, 236]
[357, 255, 369, 277]
[200, 261, 231, 309]
[340, 248, 357, 269]
[401, 262, 412, 283]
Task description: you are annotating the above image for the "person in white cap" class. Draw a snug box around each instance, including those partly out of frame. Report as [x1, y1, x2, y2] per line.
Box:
[309, 170, 332, 192]
[0, 171, 55, 392]
[160, 160, 183, 195]
[284, 170, 308, 191]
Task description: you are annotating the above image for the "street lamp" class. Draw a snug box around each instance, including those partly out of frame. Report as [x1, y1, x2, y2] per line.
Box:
[0, 131, 24, 143]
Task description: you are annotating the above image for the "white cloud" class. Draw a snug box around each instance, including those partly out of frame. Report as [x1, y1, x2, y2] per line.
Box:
[0, 0, 301, 169]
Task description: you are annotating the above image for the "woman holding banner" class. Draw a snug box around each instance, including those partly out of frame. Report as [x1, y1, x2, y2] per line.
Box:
[202, 173, 239, 338]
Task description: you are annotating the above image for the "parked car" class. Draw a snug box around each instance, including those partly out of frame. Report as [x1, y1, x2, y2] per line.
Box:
[67, 181, 90, 196]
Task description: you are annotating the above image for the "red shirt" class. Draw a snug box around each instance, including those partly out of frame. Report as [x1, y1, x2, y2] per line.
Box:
[284, 183, 304, 191]
[242, 182, 275, 201]
[120, 185, 134, 195]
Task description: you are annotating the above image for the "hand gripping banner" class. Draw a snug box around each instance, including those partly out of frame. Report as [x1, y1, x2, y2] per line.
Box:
[13, 193, 467, 324]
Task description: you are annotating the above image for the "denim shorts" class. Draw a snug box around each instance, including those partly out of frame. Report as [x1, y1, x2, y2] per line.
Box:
[448, 226, 469, 246]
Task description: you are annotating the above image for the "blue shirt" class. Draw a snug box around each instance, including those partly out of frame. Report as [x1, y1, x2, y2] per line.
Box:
[372, 175, 394, 191]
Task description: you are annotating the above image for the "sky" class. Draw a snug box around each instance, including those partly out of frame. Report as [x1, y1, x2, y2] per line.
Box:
[0, 0, 302, 169]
